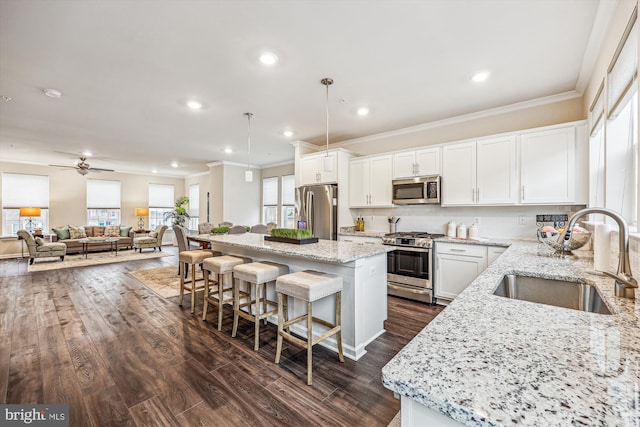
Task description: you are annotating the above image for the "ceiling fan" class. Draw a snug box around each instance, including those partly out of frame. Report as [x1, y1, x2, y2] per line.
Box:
[49, 157, 115, 175]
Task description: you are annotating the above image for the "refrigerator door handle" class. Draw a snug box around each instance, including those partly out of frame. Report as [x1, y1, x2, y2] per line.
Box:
[306, 191, 314, 234]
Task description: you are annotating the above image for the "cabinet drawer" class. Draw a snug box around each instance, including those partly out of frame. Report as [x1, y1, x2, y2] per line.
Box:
[435, 242, 486, 257]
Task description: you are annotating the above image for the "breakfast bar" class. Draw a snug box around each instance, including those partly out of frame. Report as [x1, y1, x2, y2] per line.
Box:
[198, 233, 392, 361]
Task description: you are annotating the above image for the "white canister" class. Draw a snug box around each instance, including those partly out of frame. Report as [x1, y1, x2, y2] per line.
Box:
[446, 221, 457, 237]
[468, 224, 478, 239]
[456, 223, 467, 239]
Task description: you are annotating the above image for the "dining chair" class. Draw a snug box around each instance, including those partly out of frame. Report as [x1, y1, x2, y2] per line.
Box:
[228, 225, 247, 235]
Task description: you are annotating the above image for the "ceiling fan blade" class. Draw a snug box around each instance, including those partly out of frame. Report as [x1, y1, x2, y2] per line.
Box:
[48, 164, 78, 169]
[88, 167, 115, 172]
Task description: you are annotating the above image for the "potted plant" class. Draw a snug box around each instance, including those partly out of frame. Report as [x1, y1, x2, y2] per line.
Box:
[163, 196, 190, 227]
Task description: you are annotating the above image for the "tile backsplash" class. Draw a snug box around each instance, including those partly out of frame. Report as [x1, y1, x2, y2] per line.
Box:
[351, 204, 584, 240]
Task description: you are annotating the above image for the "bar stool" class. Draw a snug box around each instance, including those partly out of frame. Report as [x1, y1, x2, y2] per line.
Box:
[179, 250, 220, 314]
[274, 270, 344, 385]
[232, 261, 289, 350]
[202, 255, 251, 330]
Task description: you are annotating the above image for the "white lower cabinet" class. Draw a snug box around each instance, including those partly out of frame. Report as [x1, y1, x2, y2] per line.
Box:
[338, 235, 382, 244]
[435, 242, 487, 301]
[487, 246, 506, 265]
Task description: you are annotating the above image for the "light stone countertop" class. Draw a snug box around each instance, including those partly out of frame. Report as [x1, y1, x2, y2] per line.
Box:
[338, 229, 386, 238]
[382, 240, 640, 426]
[198, 233, 391, 264]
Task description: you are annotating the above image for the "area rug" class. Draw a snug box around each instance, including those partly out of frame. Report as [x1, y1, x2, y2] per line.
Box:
[129, 265, 183, 298]
[388, 411, 400, 427]
[27, 250, 171, 272]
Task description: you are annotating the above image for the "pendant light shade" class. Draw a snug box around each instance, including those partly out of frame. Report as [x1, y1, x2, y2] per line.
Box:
[244, 112, 253, 182]
[321, 78, 334, 172]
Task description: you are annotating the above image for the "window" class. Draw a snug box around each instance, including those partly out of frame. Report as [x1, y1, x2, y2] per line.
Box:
[603, 11, 638, 225]
[2, 173, 49, 235]
[281, 175, 296, 229]
[262, 177, 278, 224]
[188, 184, 199, 231]
[86, 179, 121, 226]
[589, 82, 605, 214]
[149, 184, 174, 229]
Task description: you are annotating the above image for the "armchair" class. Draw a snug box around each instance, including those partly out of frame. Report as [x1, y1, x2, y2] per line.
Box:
[133, 225, 168, 253]
[17, 229, 66, 265]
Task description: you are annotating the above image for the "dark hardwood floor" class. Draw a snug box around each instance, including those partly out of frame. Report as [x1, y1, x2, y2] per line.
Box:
[0, 248, 444, 426]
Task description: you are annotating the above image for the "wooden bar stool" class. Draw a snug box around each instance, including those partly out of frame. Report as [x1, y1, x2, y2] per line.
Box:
[179, 250, 220, 314]
[202, 255, 251, 330]
[274, 270, 344, 385]
[232, 261, 289, 350]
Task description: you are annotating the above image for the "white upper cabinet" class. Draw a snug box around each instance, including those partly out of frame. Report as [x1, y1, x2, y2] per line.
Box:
[300, 152, 338, 185]
[393, 147, 441, 178]
[442, 142, 476, 205]
[442, 137, 518, 206]
[349, 155, 393, 208]
[476, 136, 518, 204]
[520, 126, 575, 204]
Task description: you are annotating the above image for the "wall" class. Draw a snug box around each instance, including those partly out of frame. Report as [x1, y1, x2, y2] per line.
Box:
[184, 172, 210, 223]
[0, 162, 184, 257]
[223, 163, 261, 226]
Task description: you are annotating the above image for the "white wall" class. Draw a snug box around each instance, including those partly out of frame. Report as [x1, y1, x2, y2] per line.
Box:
[222, 163, 261, 226]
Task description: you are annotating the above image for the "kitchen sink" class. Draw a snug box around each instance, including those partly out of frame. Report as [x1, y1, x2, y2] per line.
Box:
[493, 274, 611, 315]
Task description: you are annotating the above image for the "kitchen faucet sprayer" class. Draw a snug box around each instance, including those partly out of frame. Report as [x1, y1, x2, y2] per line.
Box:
[560, 207, 637, 299]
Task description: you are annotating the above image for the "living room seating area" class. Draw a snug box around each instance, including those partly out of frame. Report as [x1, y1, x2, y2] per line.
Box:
[51, 225, 134, 253]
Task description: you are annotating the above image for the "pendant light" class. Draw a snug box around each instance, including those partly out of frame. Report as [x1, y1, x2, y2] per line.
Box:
[321, 78, 334, 172]
[244, 112, 253, 182]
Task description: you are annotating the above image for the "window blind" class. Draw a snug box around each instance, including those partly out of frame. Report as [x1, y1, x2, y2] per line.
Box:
[607, 9, 637, 119]
[589, 81, 604, 135]
[281, 175, 295, 205]
[263, 177, 278, 206]
[86, 179, 121, 208]
[149, 184, 174, 208]
[2, 173, 49, 208]
[189, 184, 199, 216]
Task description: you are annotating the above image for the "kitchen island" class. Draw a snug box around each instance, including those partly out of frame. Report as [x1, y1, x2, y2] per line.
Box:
[383, 240, 640, 426]
[198, 233, 392, 361]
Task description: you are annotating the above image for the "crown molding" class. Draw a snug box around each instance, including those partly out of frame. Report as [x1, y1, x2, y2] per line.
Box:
[185, 171, 209, 179]
[332, 90, 583, 149]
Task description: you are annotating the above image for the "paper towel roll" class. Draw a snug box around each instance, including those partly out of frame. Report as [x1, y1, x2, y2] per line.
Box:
[594, 223, 612, 272]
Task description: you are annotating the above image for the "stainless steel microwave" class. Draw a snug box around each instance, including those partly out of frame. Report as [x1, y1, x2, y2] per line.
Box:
[392, 175, 441, 205]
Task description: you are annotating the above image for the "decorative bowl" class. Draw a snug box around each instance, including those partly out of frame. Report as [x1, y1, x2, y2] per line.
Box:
[537, 228, 592, 255]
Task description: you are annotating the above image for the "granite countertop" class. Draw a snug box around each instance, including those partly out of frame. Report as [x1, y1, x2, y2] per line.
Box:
[199, 233, 391, 264]
[382, 240, 640, 426]
[433, 236, 514, 248]
[338, 229, 386, 238]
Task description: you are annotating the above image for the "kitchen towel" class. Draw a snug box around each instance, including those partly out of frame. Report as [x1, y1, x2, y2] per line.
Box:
[594, 223, 612, 272]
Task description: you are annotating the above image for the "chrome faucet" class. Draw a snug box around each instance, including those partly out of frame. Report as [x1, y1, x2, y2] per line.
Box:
[560, 207, 637, 299]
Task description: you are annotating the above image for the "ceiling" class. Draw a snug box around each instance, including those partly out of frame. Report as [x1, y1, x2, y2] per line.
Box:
[0, 0, 608, 177]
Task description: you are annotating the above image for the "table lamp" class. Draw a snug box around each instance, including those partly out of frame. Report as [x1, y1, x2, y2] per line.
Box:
[135, 208, 149, 230]
[19, 207, 41, 233]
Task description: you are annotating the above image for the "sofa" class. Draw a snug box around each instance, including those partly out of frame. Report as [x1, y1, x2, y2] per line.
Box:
[51, 225, 134, 254]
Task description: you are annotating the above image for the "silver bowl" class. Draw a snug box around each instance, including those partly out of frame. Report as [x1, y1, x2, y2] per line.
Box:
[537, 229, 592, 255]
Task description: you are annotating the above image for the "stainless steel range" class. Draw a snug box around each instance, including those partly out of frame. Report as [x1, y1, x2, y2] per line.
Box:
[382, 232, 444, 304]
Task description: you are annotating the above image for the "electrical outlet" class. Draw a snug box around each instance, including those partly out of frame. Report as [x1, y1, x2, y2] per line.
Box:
[474, 217, 480, 224]
[518, 215, 526, 225]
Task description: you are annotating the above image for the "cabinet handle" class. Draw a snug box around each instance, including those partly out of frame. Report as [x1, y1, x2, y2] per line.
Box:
[521, 185, 525, 200]
[477, 188, 480, 202]
[472, 188, 475, 202]
[450, 248, 467, 252]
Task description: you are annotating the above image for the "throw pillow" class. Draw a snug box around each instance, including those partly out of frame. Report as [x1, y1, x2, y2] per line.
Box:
[51, 226, 70, 240]
[120, 226, 132, 237]
[35, 237, 45, 246]
[69, 225, 87, 239]
[104, 225, 120, 237]
[149, 231, 158, 238]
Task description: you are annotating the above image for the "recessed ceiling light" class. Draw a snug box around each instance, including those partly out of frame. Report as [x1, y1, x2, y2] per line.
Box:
[357, 107, 370, 116]
[259, 52, 278, 65]
[283, 130, 294, 137]
[82, 151, 92, 157]
[152, 169, 158, 174]
[43, 88, 62, 98]
[171, 162, 178, 168]
[187, 100, 203, 110]
[471, 71, 490, 83]
[224, 147, 233, 154]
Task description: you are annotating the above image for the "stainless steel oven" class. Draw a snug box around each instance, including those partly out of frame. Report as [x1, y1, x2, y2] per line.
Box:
[383, 232, 444, 304]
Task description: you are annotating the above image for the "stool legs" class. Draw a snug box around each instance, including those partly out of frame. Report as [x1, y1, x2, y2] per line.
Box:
[233, 279, 277, 351]
[336, 291, 344, 362]
[307, 301, 313, 385]
[178, 261, 186, 306]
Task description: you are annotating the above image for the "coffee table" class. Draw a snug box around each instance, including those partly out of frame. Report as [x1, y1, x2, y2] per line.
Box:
[77, 237, 120, 259]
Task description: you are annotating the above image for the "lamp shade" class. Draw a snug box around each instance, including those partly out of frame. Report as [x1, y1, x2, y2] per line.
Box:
[135, 208, 149, 216]
[19, 207, 41, 217]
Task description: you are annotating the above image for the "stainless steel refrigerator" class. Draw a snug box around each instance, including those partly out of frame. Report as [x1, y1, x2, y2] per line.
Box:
[295, 184, 338, 240]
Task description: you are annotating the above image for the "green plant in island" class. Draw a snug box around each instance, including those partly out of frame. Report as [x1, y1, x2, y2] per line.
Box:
[211, 226, 230, 234]
[270, 228, 313, 239]
[163, 196, 190, 227]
